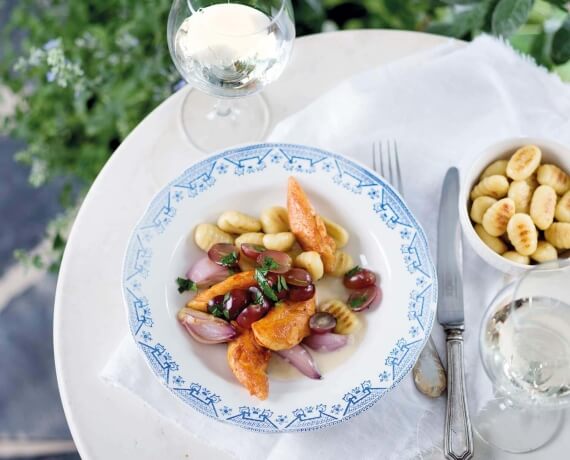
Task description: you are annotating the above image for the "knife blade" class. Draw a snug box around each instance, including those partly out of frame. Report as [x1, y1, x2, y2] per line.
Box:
[436, 167, 474, 460]
[437, 167, 464, 328]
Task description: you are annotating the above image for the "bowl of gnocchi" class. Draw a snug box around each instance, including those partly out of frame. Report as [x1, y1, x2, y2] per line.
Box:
[460, 138, 570, 274]
[122, 143, 438, 432]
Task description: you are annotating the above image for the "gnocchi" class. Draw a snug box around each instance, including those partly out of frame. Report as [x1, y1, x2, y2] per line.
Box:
[263, 232, 295, 251]
[294, 251, 324, 282]
[470, 197, 497, 224]
[507, 213, 538, 256]
[480, 159, 508, 179]
[194, 223, 234, 251]
[321, 216, 350, 248]
[555, 191, 570, 222]
[329, 251, 354, 277]
[235, 232, 265, 248]
[217, 211, 261, 234]
[474, 224, 508, 254]
[508, 180, 532, 214]
[530, 241, 558, 263]
[506, 145, 542, 180]
[529, 185, 557, 230]
[545, 222, 570, 249]
[260, 206, 289, 233]
[470, 175, 509, 200]
[318, 299, 360, 335]
[537, 164, 570, 195]
[482, 198, 515, 236]
[502, 251, 530, 265]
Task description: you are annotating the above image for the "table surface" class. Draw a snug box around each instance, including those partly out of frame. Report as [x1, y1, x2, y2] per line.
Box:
[53, 29, 568, 459]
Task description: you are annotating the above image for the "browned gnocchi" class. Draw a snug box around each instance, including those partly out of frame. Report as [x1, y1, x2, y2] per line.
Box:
[469, 144, 570, 265]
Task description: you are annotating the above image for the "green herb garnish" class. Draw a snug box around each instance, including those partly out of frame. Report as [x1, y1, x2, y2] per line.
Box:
[348, 295, 367, 309]
[260, 256, 280, 273]
[176, 277, 198, 293]
[345, 265, 361, 278]
[252, 290, 264, 305]
[220, 251, 238, 267]
[209, 306, 225, 319]
[254, 269, 278, 301]
[276, 275, 288, 292]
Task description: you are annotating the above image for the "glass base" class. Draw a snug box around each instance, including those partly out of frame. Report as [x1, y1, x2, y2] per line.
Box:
[474, 397, 564, 453]
[180, 89, 270, 153]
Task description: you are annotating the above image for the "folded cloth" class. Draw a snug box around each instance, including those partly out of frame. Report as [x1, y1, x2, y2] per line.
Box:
[102, 35, 570, 460]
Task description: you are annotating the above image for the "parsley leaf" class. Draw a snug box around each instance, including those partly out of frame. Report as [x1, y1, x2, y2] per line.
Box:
[259, 256, 280, 273]
[345, 265, 361, 278]
[220, 251, 238, 267]
[348, 295, 367, 309]
[254, 269, 278, 301]
[176, 277, 198, 293]
[252, 290, 264, 305]
[277, 275, 288, 292]
[209, 306, 225, 319]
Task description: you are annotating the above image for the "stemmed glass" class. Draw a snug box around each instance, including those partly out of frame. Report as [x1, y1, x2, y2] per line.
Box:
[167, 0, 295, 152]
[477, 259, 570, 453]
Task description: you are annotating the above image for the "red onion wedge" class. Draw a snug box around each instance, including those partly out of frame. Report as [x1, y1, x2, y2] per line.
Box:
[275, 344, 322, 379]
[303, 333, 348, 352]
[177, 308, 237, 344]
[186, 256, 231, 288]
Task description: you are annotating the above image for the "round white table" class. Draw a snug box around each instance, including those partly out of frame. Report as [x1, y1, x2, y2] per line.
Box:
[54, 30, 569, 459]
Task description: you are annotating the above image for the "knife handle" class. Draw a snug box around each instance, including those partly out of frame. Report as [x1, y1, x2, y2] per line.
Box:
[444, 328, 474, 460]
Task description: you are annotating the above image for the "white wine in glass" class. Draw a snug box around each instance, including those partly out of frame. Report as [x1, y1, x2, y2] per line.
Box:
[167, 0, 295, 152]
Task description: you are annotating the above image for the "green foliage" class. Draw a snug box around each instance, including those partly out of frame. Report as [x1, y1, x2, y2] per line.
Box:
[1, 0, 569, 270]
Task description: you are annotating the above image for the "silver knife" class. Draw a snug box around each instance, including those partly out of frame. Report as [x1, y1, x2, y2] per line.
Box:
[437, 167, 474, 460]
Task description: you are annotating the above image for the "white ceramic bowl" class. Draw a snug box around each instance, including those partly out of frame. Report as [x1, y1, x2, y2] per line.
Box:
[459, 137, 570, 275]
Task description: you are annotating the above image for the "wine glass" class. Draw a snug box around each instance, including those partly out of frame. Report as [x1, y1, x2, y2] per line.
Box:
[167, 0, 295, 152]
[477, 259, 570, 453]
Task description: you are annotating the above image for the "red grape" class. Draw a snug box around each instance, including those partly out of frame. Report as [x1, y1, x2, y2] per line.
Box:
[247, 286, 274, 309]
[347, 285, 380, 312]
[208, 243, 239, 267]
[343, 266, 377, 289]
[284, 268, 312, 287]
[207, 295, 225, 317]
[236, 303, 271, 328]
[241, 243, 266, 260]
[256, 250, 292, 274]
[288, 283, 315, 301]
[265, 273, 288, 300]
[222, 289, 249, 320]
[309, 312, 337, 334]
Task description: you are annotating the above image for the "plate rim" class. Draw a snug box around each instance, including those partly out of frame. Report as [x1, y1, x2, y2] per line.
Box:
[121, 142, 438, 433]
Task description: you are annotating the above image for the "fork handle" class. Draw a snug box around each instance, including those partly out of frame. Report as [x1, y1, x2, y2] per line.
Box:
[444, 328, 473, 460]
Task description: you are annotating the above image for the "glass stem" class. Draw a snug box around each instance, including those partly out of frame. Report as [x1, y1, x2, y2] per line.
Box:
[213, 99, 233, 117]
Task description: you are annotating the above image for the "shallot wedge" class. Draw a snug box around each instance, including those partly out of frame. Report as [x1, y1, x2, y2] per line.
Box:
[303, 332, 348, 352]
[186, 256, 231, 288]
[177, 307, 237, 344]
[276, 344, 322, 380]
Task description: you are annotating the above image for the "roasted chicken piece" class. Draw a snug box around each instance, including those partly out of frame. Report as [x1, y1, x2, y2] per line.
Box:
[186, 271, 256, 311]
[287, 177, 337, 272]
[251, 297, 316, 351]
[227, 329, 271, 400]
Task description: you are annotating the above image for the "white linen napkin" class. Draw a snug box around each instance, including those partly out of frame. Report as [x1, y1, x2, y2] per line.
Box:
[102, 35, 570, 460]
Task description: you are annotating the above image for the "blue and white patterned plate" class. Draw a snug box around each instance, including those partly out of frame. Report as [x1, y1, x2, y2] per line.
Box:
[122, 143, 437, 433]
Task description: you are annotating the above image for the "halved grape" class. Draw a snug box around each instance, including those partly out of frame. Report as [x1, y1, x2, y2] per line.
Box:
[288, 283, 315, 302]
[207, 295, 225, 317]
[222, 289, 250, 320]
[309, 312, 337, 334]
[343, 266, 377, 289]
[284, 268, 312, 287]
[265, 273, 289, 300]
[241, 243, 266, 260]
[236, 303, 271, 329]
[247, 286, 274, 309]
[256, 250, 292, 274]
[208, 243, 239, 267]
[347, 285, 380, 312]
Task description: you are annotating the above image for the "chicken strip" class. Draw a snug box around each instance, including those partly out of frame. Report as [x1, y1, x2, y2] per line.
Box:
[227, 329, 271, 400]
[251, 297, 316, 351]
[287, 177, 337, 272]
[186, 271, 256, 311]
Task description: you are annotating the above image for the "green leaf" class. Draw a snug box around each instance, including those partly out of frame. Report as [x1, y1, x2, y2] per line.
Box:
[552, 17, 570, 65]
[345, 266, 361, 278]
[254, 269, 278, 302]
[277, 275, 288, 292]
[259, 256, 280, 273]
[492, 0, 534, 37]
[176, 277, 197, 294]
[348, 295, 367, 309]
[220, 251, 238, 267]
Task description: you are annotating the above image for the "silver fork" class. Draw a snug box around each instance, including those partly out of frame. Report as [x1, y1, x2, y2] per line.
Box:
[372, 140, 447, 398]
